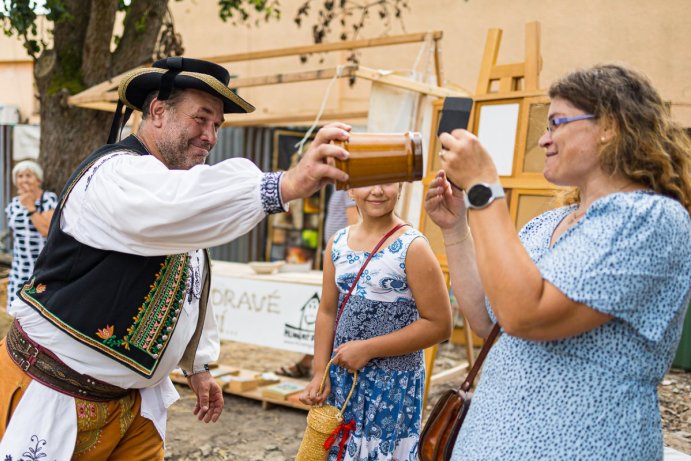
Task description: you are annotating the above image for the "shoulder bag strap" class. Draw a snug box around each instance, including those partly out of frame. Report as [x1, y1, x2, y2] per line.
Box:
[334, 222, 410, 327]
[459, 323, 501, 392]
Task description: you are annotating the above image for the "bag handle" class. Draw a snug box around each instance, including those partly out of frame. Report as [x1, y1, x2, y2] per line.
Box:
[318, 358, 358, 416]
[335, 222, 410, 327]
[459, 323, 500, 393]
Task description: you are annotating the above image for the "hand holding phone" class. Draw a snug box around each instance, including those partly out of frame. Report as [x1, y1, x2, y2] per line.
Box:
[437, 97, 473, 136]
[437, 97, 473, 189]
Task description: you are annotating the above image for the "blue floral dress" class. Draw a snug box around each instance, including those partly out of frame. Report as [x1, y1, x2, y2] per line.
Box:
[452, 191, 691, 461]
[326, 226, 425, 460]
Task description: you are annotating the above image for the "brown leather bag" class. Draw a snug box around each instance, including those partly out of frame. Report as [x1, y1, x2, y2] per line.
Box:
[418, 324, 500, 461]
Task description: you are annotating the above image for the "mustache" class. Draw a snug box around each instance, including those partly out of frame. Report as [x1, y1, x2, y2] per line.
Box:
[191, 141, 212, 152]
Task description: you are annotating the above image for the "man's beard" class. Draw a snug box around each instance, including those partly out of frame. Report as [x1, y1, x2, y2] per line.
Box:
[157, 124, 209, 170]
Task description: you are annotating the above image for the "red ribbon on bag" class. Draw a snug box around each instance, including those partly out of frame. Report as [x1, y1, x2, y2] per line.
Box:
[323, 419, 356, 461]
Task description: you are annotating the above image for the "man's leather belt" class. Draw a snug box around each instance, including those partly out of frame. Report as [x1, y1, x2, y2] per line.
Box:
[7, 320, 131, 402]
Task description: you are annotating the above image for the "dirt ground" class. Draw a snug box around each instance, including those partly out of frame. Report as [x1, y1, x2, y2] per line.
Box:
[162, 340, 690, 460]
[0, 278, 688, 459]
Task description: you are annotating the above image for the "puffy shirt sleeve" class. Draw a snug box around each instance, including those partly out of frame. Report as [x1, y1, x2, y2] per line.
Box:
[62, 153, 284, 256]
[537, 193, 691, 343]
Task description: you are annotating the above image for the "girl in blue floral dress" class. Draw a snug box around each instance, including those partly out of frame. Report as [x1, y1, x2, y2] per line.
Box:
[300, 182, 452, 461]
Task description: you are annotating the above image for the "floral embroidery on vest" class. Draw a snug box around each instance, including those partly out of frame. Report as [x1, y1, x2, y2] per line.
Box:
[95, 325, 115, 340]
[23, 281, 45, 295]
[95, 253, 189, 360]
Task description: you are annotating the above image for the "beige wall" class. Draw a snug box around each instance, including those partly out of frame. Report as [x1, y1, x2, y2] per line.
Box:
[0, 32, 35, 122]
[0, 0, 690, 125]
[168, 0, 691, 126]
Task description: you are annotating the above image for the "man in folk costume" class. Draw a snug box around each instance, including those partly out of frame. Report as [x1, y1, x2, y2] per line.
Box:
[0, 57, 351, 460]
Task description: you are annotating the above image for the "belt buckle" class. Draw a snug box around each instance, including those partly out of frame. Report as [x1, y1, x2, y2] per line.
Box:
[19, 343, 39, 371]
[23, 343, 39, 359]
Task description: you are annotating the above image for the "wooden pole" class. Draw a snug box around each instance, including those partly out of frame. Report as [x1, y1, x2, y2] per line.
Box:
[203, 31, 444, 64]
[524, 21, 542, 91]
[221, 110, 368, 127]
[475, 28, 503, 95]
[355, 67, 469, 98]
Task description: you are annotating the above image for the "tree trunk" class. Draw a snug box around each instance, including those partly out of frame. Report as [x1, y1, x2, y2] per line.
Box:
[35, 0, 168, 193]
[38, 95, 114, 194]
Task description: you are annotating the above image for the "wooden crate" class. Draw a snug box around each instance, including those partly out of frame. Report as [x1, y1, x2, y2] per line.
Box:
[171, 366, 309, 411]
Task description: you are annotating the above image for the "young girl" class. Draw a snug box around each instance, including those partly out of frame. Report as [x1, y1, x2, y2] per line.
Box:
[300, 182, 452, 460]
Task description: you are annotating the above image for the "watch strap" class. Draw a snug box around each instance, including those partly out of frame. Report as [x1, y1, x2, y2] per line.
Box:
[464, 182, 505, 209]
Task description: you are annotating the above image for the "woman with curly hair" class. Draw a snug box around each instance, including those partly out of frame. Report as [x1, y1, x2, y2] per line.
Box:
[425, 63, 690, 460]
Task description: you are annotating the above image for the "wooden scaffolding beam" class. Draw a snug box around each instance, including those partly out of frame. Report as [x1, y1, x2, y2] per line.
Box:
[203, 31, 443, 64]
[69, 63, 468, 114]
[68, 31, 451, 112]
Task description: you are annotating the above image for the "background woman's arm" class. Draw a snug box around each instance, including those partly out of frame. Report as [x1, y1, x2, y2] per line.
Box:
[442, 225, 494, 338]
[29, 209, 53, 237]
[424, 171, 494, 337]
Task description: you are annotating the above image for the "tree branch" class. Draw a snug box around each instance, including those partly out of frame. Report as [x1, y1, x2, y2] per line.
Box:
[112, 0, 168, 75]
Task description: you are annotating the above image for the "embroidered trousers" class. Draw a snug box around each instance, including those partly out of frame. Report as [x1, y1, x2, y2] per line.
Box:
[0, 339, 164, 460]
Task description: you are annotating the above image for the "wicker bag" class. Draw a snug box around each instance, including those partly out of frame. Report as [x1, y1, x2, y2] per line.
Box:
[296, 360, 358, 461]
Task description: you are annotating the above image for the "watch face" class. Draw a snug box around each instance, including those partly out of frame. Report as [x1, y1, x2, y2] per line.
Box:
[467, 184, 493, 207]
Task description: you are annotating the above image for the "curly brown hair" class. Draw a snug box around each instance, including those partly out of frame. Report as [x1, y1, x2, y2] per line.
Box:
[549, 64, 691, 214]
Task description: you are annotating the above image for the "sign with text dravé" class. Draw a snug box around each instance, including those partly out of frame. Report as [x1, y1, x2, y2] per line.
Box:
[210, 274, 320, 354]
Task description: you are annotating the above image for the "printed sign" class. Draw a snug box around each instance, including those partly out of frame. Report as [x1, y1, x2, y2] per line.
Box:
[210, 271, 321, 354]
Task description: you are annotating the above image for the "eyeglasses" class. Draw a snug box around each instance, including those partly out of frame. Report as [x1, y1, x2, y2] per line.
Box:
[546, 114, 595, 135]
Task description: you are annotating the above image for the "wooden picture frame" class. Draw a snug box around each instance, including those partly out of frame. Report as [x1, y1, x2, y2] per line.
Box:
[508, 188, 559, 231]
[514, 95, 551, 177]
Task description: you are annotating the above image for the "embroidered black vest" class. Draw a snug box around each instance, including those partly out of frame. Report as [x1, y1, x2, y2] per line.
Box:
[19, 136, 207, 378]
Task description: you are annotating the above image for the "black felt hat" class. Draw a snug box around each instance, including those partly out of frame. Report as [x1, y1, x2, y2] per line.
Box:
[108, 57, 255, 143]
[118, 57, 255, 114]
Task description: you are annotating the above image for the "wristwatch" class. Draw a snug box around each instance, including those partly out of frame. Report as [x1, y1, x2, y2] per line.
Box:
[464, 182, 505, 209]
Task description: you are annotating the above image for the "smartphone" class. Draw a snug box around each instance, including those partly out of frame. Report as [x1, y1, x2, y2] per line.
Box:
[437, 97, 473, 136]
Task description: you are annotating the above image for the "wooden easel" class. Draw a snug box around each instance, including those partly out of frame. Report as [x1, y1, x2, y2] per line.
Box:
[426, 22, 544, 389]
[475, 21, 542, 96]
